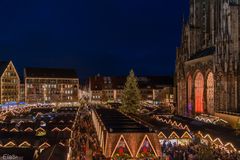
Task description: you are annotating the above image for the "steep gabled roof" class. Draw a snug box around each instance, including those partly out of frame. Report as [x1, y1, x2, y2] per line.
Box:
[0, 61, 10, 77]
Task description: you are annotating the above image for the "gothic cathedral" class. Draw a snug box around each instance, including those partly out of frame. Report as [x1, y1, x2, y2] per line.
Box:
[176, 0, 240, 117]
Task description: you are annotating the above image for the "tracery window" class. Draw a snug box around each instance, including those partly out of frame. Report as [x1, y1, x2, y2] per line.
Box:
[207, 72, 214, 114]
[195, 72, 204, 113]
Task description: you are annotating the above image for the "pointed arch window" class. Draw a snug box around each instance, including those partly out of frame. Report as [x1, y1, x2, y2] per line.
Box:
[207, 72, 214, 114]
[195, 72, 204, 113]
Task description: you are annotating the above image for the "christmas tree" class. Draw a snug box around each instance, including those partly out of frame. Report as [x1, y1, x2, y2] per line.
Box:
[120, 69, 141, 113]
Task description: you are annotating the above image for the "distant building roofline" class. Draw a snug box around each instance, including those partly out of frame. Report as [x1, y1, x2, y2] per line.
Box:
[24, 67, 79, 79]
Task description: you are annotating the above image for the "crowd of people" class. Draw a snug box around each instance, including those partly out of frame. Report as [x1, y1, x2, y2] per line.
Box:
[70, 104, 240, 160]
[161, 140, 240, 160]
[71, 105, 105, 160]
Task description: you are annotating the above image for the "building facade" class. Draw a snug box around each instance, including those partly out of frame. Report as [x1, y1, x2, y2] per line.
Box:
[88, 75, 174, 106]
[20, 82, 25, 102]
[92, 108, 162, 159]
[24, 68, 79, 104]
[0, 61, 20, 104]
[176, 0, 240, 117]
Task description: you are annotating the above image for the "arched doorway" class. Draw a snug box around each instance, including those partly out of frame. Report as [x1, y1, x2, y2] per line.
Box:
[187, 76, 193, 115]
[207, 72, 214, 114]
[195, 72, 204, 113]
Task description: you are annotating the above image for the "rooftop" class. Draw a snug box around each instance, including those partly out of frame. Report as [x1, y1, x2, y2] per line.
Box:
[172, 116, 240, 150]
[90, 76, 173, 90]
[0, 106, 77, 160]
[25, 67, 78, 79]
[129, 114, 190, 137]
[95, 108, 153, 133]
[188, 47, 215, 61]
[0, 61, 10, 77]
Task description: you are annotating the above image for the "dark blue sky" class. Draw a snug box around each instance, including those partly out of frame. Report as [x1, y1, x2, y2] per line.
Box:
[0, 0, 188, 78]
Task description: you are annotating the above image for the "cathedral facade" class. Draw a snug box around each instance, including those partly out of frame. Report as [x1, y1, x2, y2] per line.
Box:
[176, 0, 240, 117]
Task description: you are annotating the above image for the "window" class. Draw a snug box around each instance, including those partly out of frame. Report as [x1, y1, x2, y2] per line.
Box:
[188, 76, 192, 113]
[195, 72, 204, 113]
[207, 72, 214, 114]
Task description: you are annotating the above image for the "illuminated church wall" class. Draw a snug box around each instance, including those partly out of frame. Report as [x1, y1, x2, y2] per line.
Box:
[207, 72, 214, 114]
[176, 58, 240, 116]
[194, 72, 204, 113]
[187, 75, 193, 116]
[176, 0, 240, 116]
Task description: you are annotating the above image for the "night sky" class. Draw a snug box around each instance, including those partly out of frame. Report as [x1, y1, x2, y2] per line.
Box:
[0, 0, 188, 79]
